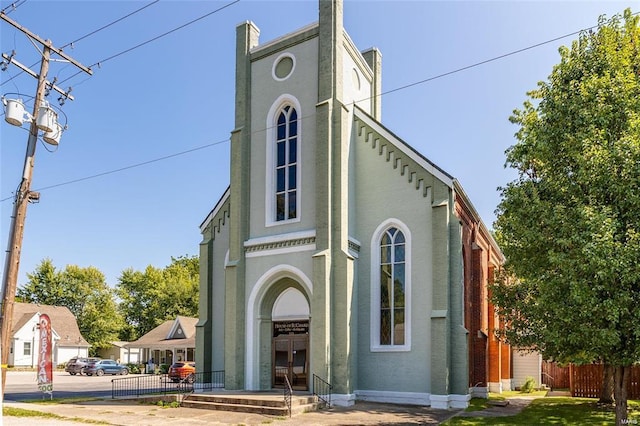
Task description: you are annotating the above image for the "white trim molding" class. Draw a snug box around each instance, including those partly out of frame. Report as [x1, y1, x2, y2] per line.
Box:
[370, 218, 412, 352]
[244, 230, 316, 257]
[245, 264, 313, 389]
[356, 390, 430, 406]
[329, 393, 356, 407]
[265, 94, 303, 227]
[430, 393, 471, 409]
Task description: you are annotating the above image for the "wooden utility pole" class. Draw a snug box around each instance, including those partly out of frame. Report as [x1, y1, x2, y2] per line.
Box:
[0, 11, 92, 396]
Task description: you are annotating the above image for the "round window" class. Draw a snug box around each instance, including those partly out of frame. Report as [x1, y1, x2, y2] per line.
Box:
[273, 53, 295, 81]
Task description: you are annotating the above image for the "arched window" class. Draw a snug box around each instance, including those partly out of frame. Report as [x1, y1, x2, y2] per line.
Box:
[380, 227, 406, 345]
[371, 220, 411, 351]
[275, 105, 298, 221]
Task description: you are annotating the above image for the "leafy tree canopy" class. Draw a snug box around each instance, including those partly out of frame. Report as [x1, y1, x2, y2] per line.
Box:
[491, 10, 640, 424]
[116, 255, 199, 340]
[17, 259, 123, 355]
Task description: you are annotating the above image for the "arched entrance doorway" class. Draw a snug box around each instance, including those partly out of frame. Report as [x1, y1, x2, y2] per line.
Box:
[271, 287, 309, 390]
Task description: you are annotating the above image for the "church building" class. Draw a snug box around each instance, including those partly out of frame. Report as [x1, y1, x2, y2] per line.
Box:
[197, 0, 509, 409]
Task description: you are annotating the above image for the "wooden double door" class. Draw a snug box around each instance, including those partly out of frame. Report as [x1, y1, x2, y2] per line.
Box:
[272, 334, 308, 390]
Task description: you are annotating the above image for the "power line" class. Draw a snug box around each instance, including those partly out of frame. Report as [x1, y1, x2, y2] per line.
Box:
[368, 11, 640, 101]
[57, 0, 241, 86]
[60, 0, 160, 49]
[0, 138, 230, 201]
[0, 0, 27, 15]
[1, 0, 160, 88]
[3, 8, 634, 203]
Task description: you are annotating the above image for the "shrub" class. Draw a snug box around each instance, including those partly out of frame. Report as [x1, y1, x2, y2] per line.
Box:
[521, 376, 537, 393]
[126, 363, 141, 374]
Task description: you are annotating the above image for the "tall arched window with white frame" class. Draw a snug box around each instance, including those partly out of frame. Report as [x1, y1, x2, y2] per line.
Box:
[275, 105, 298, 221]
[371, 220, 411, 351]
[380, 227, 406, 345]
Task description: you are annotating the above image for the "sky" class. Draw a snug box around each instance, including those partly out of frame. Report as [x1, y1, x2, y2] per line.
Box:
[1, 0, 637, 287]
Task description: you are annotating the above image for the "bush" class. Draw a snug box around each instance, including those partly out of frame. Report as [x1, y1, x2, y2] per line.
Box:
[159, 364, 169, 374]
[126, 363, 141, 374]
[521, 376, 537, 393]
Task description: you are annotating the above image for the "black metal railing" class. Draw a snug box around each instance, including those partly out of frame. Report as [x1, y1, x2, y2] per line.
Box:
[179, 370, 226, 395]
[312, 374, 332, 408]
[283, 374, 293, 418]
[112, 371, 225, 399]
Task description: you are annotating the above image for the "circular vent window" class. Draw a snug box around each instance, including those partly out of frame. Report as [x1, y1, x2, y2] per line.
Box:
[273, 53, 295, 81]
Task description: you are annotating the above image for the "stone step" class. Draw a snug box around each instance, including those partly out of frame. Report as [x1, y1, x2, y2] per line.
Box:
[186, 393, 316, 407]
[181, 393, 319, 416]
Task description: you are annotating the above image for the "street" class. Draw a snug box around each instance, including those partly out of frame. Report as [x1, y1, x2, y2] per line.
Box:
[3, 370, 126, 401]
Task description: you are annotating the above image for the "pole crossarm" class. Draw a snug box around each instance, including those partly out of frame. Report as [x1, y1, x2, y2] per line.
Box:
[1, 53, 74, 100]
[0, 12, 92, 397]
[0, 11, 93, 75]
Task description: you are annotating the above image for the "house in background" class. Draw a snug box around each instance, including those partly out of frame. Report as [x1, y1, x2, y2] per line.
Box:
[125, 316, 197, 367]
[10, 302, 89, 367]
[197, 0, 509, 409]
[98, 341, 141, 364]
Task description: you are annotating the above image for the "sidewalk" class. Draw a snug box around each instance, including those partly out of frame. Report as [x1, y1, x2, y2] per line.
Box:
[3, 398, 461, 425]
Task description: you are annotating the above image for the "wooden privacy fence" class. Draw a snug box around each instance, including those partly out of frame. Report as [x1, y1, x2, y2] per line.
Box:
[568, 364, 640, 399]
[542, 361, 570, 389]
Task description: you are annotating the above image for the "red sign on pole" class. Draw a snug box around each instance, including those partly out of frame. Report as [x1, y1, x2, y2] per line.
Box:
[37, 313, 53, 394]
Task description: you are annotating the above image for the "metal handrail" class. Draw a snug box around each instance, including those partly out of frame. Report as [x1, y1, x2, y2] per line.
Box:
[283, 374, 293, 418]
[312, 374, 332, 408]
[111, 370, 225, 399]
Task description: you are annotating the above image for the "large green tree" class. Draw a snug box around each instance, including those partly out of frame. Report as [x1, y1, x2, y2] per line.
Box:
[116, 255, 199, 339]
[491, 10, 640, 425]
[17, 259, 123, 356]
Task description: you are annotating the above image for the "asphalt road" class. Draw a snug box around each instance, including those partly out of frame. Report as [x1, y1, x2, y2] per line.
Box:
[3, 370, 126, 401]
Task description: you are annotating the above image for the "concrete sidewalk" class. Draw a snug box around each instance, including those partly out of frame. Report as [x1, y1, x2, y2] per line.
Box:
[3, 398, 460, 425]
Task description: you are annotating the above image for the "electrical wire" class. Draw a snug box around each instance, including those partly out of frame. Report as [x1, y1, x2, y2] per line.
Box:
[2, 9, 637, 203]
[0, 138, 231, 201]
[60, 0, 160, 50]
[56, 0, 241, 87]
[0, 0, 27, 15]
[0, 0, 161, 88]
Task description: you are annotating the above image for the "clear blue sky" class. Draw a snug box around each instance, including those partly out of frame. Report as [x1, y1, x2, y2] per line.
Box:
[1, 0, 636, 287]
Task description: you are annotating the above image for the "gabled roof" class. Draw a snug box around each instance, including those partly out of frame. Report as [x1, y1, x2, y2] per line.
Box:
[11, 302, 89, 347]
[125, 316, 197, 349]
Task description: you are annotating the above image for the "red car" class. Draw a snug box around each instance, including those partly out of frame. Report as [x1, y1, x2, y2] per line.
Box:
[168, 361, 196, 382]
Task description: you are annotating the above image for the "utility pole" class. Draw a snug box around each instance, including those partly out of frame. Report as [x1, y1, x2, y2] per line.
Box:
[0, 11, 92, 396]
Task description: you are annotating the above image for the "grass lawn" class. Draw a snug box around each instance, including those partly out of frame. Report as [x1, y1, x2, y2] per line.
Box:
[3, 406, 109, 424]
[444, 397, 640, 425]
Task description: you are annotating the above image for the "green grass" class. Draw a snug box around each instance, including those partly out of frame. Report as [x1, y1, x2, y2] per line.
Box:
[3, 406, 109, 424]
[444, 397, 640, 425]
[465, 391, 548, 412]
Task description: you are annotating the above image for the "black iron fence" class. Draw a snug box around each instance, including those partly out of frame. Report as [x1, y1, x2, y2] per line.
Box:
[112, 371, 225, 399]
[312, 374, 332, 407]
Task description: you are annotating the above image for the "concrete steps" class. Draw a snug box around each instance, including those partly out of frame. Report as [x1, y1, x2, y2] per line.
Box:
[181, 392, 320, 416]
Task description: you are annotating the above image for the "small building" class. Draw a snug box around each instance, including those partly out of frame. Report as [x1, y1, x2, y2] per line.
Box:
[98, 341, 141, 364]
[125, 316, 197, 367]
[10, 302, 90, 367]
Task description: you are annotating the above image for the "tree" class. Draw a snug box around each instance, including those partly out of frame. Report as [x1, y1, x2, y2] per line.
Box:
[17, 259, 123, 356]
[116, 255, 199, 339]
[491, 10, 640, 425]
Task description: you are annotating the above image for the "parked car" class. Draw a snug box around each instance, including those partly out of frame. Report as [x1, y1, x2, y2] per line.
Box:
[83, 359, 129, 376]
[168, 361, 196, 382]
[65, 357, 100, 375]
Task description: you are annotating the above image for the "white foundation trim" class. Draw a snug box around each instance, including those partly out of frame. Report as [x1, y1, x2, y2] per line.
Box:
[488, 381, 502, 393]
[470, 386, 488, 399]
[355, 390, 430, 405]
[430, 394, 471, 409]
[449, 393, 471, 409]
[329, 393, 356, 407]
[501, 379, 512, 392]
